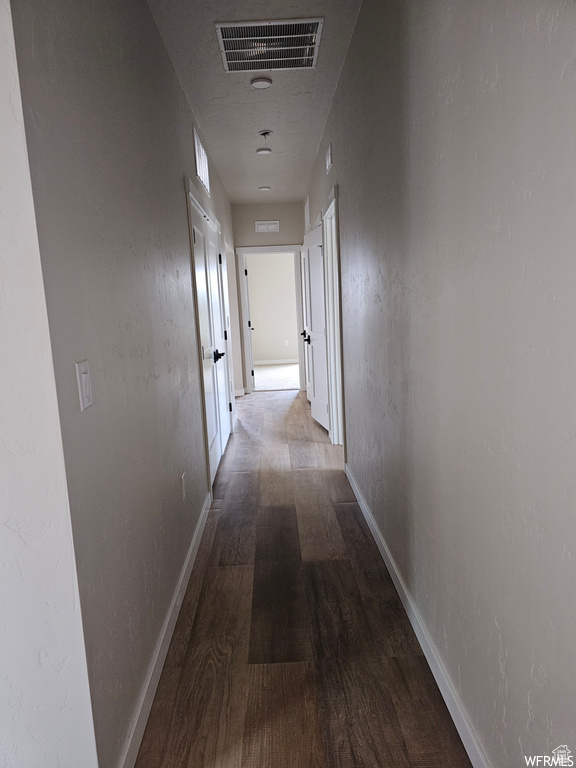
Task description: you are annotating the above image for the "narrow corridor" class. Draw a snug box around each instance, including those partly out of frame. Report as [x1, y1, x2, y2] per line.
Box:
[135, 390, 471, 767]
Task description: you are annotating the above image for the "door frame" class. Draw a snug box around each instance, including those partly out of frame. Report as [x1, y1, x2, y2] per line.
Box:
[236, 251, 255, 395]
[322, 187, 345, 447]
[221, 243, 237, 429]
[302, 223, 330, 430]
[235, 244, 304, 394]
[300, 186, 345, 447]
[293, 251, 306, 392]
[185, 177, 231, 488]
[205, 215, 232, 458]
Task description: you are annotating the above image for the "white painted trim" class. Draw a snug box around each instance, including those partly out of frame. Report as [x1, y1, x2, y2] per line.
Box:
[184, 177, 220, 233]
[118, 492, 212, 768]
[236, 252, 254, 394]
[322, 198, 344, 447]
[254, 359, 299, 365]
[236, 245, 302, 255]
[234, 388, 245, 397]
[236, 247, 303, 396]
[344, 465, 490, 768]
[300, 250, 312, 398]
[293, 252, 307, 392]
[185, 189, 213, 492]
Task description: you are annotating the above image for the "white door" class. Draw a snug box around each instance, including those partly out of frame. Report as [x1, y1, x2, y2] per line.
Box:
[303, 225, 330, 431]
[219, 247, 235, 430]
[237, 253, 255, 394]
[301, 250, 312, 399]
[188, 199, 229, 485]
[205, 221, 231, 456]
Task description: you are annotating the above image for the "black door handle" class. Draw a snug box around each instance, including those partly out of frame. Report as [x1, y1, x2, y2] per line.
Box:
[300, 330, 307, 337]
[213, 349, 226, 362]
[305, 334, 311, 345]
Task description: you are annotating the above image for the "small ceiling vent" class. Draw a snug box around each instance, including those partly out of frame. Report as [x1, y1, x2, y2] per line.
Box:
[255, 220, 280, 233]
[215, 19, 324, 72]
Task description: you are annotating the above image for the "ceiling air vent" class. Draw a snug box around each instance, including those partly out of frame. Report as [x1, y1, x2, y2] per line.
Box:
[215, 19, 324, 72]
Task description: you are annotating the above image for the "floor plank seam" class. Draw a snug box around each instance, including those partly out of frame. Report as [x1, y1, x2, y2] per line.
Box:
[134, 390, 473, 768]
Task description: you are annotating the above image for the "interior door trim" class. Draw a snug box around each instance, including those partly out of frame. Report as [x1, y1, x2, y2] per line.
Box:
[185, 176, 221, 234]
[236, 244, 302, 254]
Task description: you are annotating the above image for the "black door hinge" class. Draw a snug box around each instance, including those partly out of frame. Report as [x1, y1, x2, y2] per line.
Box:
[218, 253, 222, 264]
[245, 269, 248, 276]
[224, 330, 228, 340]
[251, 369, 254, 377]
[229, 402, 232, 412]
[248, 320, 251, 328]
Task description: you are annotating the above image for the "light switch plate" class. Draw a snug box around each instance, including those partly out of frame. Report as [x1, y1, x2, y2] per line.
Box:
[75, 360, 93, 411]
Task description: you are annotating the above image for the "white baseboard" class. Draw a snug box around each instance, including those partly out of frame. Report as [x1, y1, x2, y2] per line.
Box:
[118, 492, 212, 768]
[344, 465, 490, 768]
[234, 388, 245, 397]
[253, 359, 299, 365]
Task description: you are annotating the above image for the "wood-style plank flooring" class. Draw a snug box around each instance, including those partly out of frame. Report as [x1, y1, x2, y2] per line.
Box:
[135, 390, 472, 768]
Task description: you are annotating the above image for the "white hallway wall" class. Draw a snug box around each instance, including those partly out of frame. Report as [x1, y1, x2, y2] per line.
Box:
[307, 0, 576, 766]
[0, 1, 98, 765]
[232, 202, 304, 248]
[246, 253, 299, 364]
[10, 0, 233, 766]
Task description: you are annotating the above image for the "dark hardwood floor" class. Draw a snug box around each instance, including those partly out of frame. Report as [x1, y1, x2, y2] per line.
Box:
[135, 390, 472, 768]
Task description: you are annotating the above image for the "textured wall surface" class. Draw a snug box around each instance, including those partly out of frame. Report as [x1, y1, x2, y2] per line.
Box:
[233, 202, 304, 247]
[246, 253, 299, 363]
[0, 2, 98, 765]
[307, 0, 576, 765]
[10, 0, 232, 765]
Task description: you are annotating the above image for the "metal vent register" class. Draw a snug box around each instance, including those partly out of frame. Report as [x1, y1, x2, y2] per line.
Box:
[216, 19, 324, 72]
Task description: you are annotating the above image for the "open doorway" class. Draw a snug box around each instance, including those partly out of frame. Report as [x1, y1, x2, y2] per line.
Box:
[234, 190, 343, 443]
[244, 251, 300, 391]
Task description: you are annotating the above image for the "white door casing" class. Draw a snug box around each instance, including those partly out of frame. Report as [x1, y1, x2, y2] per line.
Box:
[303, 224, 330, 431]
[220, 244, 236, 429]
[237, 252, 255, 394]
[235, 244, 306, 397]
[323, 196, 344, 446]
[205, 220, 231, 457]
[301, 249, 312, 399]
[294, 251, 307, 392]
[187, 187, 230, 485]
[190, 220, 220, 483]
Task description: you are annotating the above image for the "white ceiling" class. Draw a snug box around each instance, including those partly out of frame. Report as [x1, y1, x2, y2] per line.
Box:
[146, 0, 362, 204]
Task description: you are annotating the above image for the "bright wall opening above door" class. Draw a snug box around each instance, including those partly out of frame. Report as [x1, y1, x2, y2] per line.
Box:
[193, 127, 210, 194]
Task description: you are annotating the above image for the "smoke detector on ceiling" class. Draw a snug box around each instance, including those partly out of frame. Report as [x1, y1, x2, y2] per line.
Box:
[215, 18, 324, 72]
[251, 77, 272, 89]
